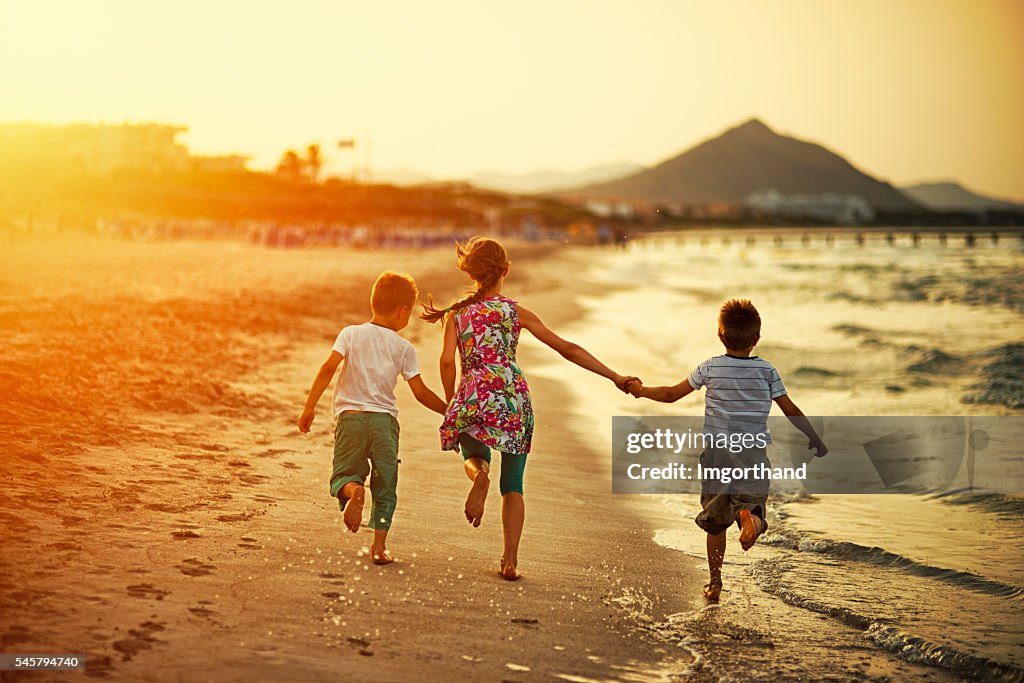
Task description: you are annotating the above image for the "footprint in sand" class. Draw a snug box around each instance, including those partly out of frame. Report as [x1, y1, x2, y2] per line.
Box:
[227, 460, 251, 468]
[84, 654, 114, 679]
[254, 448, 287, 459]
[347, 636, 373, 657]
[318, 572, 346, 587]
[281, 462, 301, 470]
[174, 453, 216, 461]
[236, 473, 269, 486]
[216, 512, 255, 523]
[126, 583, 169, 600]
[188, 606, 217, 617]
[112, 621, 166, 661]
[251, 495, 279, 504]
[145, 503, 184, 513]
[47, 540, 83, 551]
[171, 530, 201, 540]
[177, 559, 216, 577]
[1, 625, 32, 647]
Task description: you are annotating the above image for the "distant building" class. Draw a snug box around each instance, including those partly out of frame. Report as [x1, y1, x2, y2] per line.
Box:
[582, 198, 640, 219]
[745, 189, 875, 225]
[0, 123, 246, 175]
[191, 154, 250, 173]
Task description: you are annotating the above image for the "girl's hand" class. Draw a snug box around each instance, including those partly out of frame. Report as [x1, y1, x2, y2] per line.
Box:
[614, 374, 640, 392]
[626, 379, 644, 397]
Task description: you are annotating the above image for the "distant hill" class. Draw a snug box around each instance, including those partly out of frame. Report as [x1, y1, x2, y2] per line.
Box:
[572, 119, 920, 211]
[470, 162, 643, 194]
[373, 168, 437, 187]
[900, 181, 1020, 210]
[372, 162, 643, 194]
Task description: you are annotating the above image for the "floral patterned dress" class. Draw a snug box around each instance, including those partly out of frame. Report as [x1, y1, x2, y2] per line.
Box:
[440, 296, 534, 454]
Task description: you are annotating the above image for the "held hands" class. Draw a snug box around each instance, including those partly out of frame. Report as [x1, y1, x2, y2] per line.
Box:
[614, 374, 643, 398]
[809, 437, 828, 458]
[613, 374, 640, 393]
[298, 408, 315, 433]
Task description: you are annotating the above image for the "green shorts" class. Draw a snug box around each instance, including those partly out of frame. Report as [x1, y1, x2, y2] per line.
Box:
[330, 412, 400, 531]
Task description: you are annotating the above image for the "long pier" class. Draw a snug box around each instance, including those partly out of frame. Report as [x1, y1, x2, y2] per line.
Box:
[635, 226, 1024, 248]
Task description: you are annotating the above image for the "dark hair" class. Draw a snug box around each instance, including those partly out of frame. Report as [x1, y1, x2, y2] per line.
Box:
[718, 299, 761, 350]
[420, 237, 510, 324]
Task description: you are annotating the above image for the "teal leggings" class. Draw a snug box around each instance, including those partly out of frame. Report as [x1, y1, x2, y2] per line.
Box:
[458, 433, 527, 496]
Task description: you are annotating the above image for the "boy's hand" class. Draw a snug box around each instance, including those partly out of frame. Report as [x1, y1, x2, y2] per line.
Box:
[626, 379, 644, 397]
[614, 374, 640, 393]
[298, 409, 315, 433]
[809, 437, 828, 457]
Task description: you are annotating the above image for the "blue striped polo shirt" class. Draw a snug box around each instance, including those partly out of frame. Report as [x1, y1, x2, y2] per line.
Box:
[687, 354, 787, 442]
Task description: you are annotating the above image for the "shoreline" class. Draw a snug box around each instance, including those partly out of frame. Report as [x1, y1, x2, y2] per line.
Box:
[535, 244, 1024, 681]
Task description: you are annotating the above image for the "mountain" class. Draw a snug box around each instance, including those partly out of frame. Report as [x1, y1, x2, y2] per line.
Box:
[900, 181, 1020, 210]
[572, 119, 920, 210]
[470, 162, 643, 194]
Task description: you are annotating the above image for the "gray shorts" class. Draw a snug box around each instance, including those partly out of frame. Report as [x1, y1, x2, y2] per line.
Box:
[695, 493, 769, 536]
[694, 447, 770, 535]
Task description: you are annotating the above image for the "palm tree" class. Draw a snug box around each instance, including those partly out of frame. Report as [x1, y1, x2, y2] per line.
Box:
[306, 144, 322, 183]
[275, 149, 304, 181]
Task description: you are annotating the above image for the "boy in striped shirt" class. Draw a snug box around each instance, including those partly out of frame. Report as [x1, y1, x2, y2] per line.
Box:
[626, 299, 827, 601]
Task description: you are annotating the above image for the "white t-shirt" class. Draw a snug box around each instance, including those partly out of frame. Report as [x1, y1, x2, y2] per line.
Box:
[331, 322, 420, 417]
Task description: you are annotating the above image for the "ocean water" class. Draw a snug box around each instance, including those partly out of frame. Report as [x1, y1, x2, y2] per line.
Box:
[525, 230, 1024, 681]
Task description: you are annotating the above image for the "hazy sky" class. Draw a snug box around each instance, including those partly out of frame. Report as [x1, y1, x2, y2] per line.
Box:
[2, 0, 1022, 198]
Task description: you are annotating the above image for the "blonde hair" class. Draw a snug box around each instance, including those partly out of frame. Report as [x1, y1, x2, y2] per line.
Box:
[371, 271, 418, 314]
[420, 237, 510, 324]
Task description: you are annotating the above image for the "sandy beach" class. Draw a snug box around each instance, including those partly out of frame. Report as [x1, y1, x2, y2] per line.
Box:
[0, 234, 706, 682]
[2, 232, 1018, 682]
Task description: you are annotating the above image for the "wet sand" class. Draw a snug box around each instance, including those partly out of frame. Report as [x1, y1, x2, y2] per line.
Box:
[0, 234, 706, 681]
[527, 236, 1023, 681]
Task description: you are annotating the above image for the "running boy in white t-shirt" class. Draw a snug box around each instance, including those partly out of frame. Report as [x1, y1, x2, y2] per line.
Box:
[299, 272, 447, 565]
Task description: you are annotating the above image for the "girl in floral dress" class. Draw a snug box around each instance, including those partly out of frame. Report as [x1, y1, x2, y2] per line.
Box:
[421, 237, 635, 580]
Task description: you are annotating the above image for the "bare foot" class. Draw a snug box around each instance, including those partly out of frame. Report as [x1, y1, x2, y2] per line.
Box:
[499, 557, 521, 581]
[342, 487, 365, 533]
[703, 578, 722, 601]
[739, 509, 763, 551]
[371, 548, 394, 565]
[464, 472, 489, 527]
